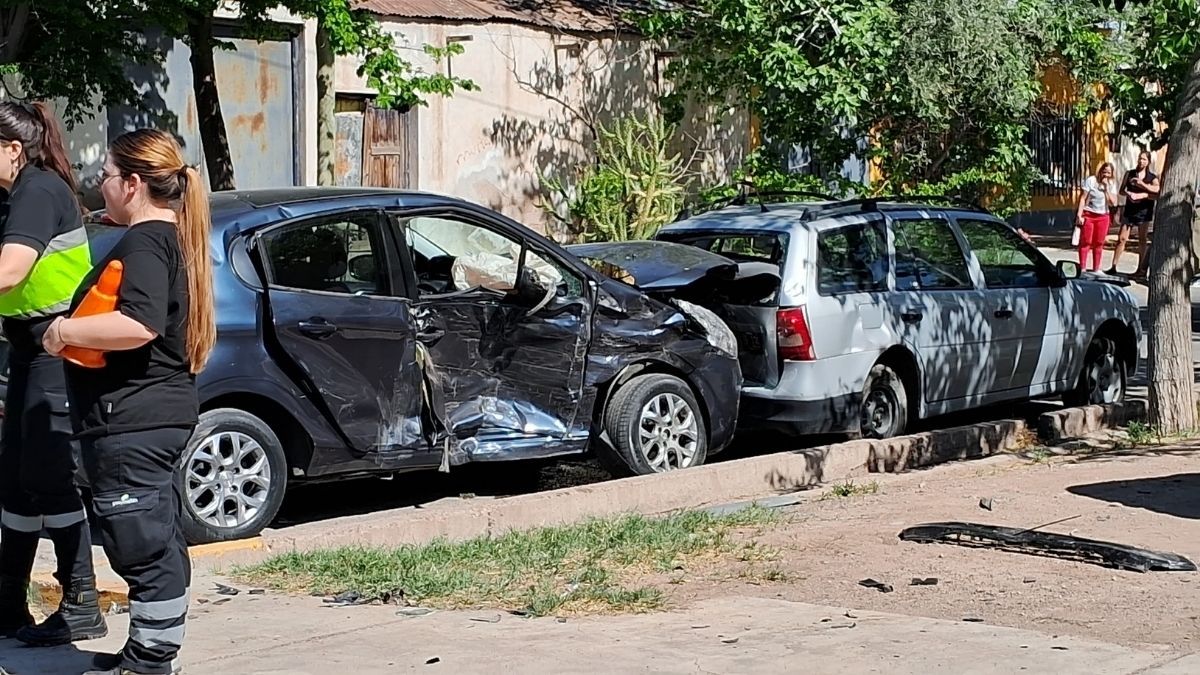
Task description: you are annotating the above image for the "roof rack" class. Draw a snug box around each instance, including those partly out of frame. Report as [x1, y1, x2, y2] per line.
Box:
[818, 194, 989, 214]
[674, 182, 837, 221]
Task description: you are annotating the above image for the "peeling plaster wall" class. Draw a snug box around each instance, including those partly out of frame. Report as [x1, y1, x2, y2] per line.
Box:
[335, 19, 748, 237]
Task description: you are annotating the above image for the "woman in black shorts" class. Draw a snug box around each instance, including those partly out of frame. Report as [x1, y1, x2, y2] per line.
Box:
[1110, 150, 1159, 279]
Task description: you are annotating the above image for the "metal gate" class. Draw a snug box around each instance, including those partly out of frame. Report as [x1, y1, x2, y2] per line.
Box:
[362, 104, 411, 188]
[1028, 108, 1087, 196]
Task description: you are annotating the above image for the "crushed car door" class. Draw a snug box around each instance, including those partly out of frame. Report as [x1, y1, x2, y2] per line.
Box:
[255, 209, 434, 467]
[393, 210, 591, 464]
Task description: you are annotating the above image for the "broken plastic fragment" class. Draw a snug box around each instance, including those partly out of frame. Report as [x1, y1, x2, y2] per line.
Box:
[858, 578, 893, 593]
[898, 521, 1198, 573]
[910, 577, 939, 586]
[214, 583, 240, 596]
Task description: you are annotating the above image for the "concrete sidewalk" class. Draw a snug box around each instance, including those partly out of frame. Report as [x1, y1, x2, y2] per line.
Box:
[1, 593, 1195, 674]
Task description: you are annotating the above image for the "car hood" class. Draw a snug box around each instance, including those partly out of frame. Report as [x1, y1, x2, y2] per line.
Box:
[566, 241, 779, 297]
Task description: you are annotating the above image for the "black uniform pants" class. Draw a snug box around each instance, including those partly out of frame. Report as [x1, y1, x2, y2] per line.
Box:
[0, 332, 93, 588]
[83, 427, 193, 674]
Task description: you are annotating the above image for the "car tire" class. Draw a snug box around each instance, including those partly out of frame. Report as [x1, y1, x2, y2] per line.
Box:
[598, 374, 709, 477]
[177, 408, 289, 545]
[860, 364, 908, 439]
[1064, 336, 1126, 407]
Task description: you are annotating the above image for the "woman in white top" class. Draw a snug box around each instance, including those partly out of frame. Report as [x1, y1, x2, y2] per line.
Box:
[1075, 162, 1118, 272]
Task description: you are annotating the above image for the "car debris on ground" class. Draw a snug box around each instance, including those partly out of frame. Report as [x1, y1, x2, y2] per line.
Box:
[858, 578, 894, 593]
[898, 521, 1197, 572]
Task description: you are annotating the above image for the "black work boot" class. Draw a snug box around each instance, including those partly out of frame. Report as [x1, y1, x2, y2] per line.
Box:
[0, 574, 34, 638]
[15, 575, 107, 645]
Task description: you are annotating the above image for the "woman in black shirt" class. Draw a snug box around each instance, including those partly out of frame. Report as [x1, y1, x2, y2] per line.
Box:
[0, 101, 106, 645]
[1110, 150, 1159, 279]
[42, 128, 215, 675]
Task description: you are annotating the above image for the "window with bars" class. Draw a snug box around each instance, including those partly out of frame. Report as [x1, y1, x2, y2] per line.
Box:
[1027, 113, 1087, 195]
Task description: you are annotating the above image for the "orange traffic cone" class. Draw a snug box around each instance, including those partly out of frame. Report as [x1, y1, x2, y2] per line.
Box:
[61, 260, 123, 368]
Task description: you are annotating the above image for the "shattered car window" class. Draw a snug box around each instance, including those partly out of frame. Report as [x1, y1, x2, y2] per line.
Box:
[402, 216, 569, 308]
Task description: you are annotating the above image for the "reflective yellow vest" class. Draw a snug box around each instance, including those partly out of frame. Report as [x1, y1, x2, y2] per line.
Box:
[0, 225, 91, 318]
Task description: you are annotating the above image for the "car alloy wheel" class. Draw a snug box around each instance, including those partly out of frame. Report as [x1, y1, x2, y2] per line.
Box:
[636, 392, 701, 471]
[185, 430, 273, 530]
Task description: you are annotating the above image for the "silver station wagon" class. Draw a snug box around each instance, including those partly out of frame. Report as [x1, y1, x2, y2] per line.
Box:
[643, 197, 1142, 438]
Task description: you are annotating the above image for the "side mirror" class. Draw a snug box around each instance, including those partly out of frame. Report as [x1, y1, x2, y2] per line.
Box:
[347, 254, 377, 282]
[1056, 259, 1081, 281]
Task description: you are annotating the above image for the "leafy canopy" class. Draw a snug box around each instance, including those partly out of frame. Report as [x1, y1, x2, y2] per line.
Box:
[643, 0, 1135, 216]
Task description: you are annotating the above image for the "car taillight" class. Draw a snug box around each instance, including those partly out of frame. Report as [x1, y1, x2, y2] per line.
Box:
[777, 307, 815, 361]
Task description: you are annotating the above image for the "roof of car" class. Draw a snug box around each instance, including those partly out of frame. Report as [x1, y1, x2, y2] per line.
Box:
[213, 187, 429, 209]
[660, 200, 996, 236]
[660, 203, 820, 234]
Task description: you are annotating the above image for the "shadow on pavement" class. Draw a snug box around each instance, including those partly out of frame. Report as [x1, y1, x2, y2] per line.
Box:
[1067, 471, 1200, 520]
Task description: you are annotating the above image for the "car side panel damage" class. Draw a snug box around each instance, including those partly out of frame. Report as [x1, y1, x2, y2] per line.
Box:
[412, 286, 593, 467]
[899, 521, 1197, 573]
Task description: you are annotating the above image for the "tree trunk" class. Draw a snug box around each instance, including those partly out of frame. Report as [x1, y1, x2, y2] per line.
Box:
[187, 11, 235, 191]
[315, 19, 336, 186]
[1147, 49, 1200, 435]
[0, 4, 30, 63]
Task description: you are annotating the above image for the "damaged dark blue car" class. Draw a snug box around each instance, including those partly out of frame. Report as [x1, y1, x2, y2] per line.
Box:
[55, 189, 748, 544]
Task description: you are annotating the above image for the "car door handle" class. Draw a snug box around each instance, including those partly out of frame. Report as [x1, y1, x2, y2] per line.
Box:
[900, 311, 923, 324]
[994, 309, 1014, 319]
[297, 319, 338, 339]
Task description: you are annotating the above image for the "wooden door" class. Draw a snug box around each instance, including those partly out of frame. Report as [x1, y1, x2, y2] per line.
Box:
[362, 105, 410, 188]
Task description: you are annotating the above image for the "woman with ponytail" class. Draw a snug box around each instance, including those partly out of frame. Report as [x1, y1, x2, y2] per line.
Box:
[42, 128, 214, 675]
[0, 101, 106, 646]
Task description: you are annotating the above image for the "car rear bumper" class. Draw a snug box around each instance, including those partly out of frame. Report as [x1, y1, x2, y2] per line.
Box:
[739, 352, 877, 434]
[739, 392, 861, 434]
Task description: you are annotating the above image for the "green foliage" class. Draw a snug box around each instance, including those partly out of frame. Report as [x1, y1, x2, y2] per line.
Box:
[1103, 0, 1200, 148]
[296, 0, 479, 110]
[643, 0, 1134, 218]
[542, 115, 688, 243]
[0, 1, 154, 126]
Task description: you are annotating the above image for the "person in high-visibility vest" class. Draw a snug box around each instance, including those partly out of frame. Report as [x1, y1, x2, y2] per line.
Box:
[0, 101, 106, 645]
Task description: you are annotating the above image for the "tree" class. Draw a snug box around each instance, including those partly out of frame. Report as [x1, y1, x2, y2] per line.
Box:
[1146, 49, 1200, 434]
[295, 0, 479, 186]
[1104, 0, 1200, 149]
[147, 1, 292, 191]
[1105, 0, 1200, 433]
[0, 1, 152, 126]
[642, 0, 1128, 216]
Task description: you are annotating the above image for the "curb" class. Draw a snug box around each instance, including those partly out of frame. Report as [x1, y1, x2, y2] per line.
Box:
[257, 417, 1031, 556]
[31, 573, 128, 615]
[34, 400, 1143, 591]
[1038, 400, 1146, 443]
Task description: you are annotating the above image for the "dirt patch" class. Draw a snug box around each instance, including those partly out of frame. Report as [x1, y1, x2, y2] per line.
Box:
[645, 447, 1200, 650]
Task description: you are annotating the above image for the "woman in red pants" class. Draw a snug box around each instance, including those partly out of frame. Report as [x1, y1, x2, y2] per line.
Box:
[1075, 162, 1118, 272]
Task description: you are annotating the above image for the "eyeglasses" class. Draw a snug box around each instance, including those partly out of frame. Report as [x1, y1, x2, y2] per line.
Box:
[98, 170, 122, 185]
